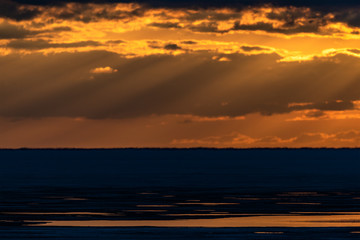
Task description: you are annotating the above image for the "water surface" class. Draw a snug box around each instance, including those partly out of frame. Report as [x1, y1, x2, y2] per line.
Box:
[1, 149, 360, 239]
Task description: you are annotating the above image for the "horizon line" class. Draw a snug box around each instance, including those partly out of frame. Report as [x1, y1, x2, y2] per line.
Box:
[0, 147, 360, 150]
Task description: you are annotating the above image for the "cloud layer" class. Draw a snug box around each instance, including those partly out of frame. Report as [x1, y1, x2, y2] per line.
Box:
[1, 1, 360, 37]
[1, 0, 360, 147]
[1, 51, 360, 119]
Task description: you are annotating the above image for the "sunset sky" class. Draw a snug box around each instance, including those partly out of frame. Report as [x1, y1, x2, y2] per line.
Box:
[1, 0, 360, 148]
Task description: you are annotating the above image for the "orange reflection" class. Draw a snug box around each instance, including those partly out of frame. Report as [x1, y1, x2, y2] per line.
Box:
[27, 213, 360, 227]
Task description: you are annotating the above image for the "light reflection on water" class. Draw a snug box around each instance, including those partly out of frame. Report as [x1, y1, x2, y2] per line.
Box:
[136, 205, 175, 207]
[276, 202, 321, 205]
[4, 189, 360, 232]
[254, 232, 284, 234]
[1, 212, 116, 216]
[25, 213, 360, 227]
[176, 202, 239, 206]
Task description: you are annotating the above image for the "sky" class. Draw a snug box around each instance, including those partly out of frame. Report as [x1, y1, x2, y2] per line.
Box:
[1, 0, 360, 148]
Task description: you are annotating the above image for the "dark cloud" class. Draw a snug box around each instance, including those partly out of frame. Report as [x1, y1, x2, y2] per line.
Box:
[266, 7, 325, 25]
[304, 110, 325, 118]
[0, 51, 360, 119]
[147, 40, 161, 49]
[333, 10, 360, 27]
[8, 0, 360, 10]
[189, 21, 226, 33]
[51, 26, 73, 32]
[106, 40, 125, 44]
[0, 0, 146, 22]
[179, 16, 326, 35]
[348, 49, 360, 54]
[241, 46, 268, 51]
[181, 41, 197, 44]
[2, 0, 360, 36]
[265, 7, 330, 33]
[54, 3, 145, 22]
[181, 10, 241, 22]
[312, 100, 355, 111]
[289, 100, 355, 112]
[0, 22, 74, 40]
[0, 0, 40, 21]
[0, 22, 32, 39]
[149, 22, 181, 29]
[147, 8, 331, 35]
[6, 39, 102, 49]
[232, 21, 321, 34]
[163, 43, 182, 50]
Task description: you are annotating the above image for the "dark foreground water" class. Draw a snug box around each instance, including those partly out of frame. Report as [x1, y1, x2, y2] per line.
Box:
[1, 149, 360, 239]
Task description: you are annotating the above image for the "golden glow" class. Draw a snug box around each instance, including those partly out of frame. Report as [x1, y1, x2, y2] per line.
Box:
[1, 2, 360, 148]
[90, 66, 118, 74]
[3, 3, 360, 60]
[27, 213, 360, 227]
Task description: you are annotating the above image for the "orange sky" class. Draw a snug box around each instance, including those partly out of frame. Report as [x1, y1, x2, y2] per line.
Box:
[1, 1, 360, 148]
